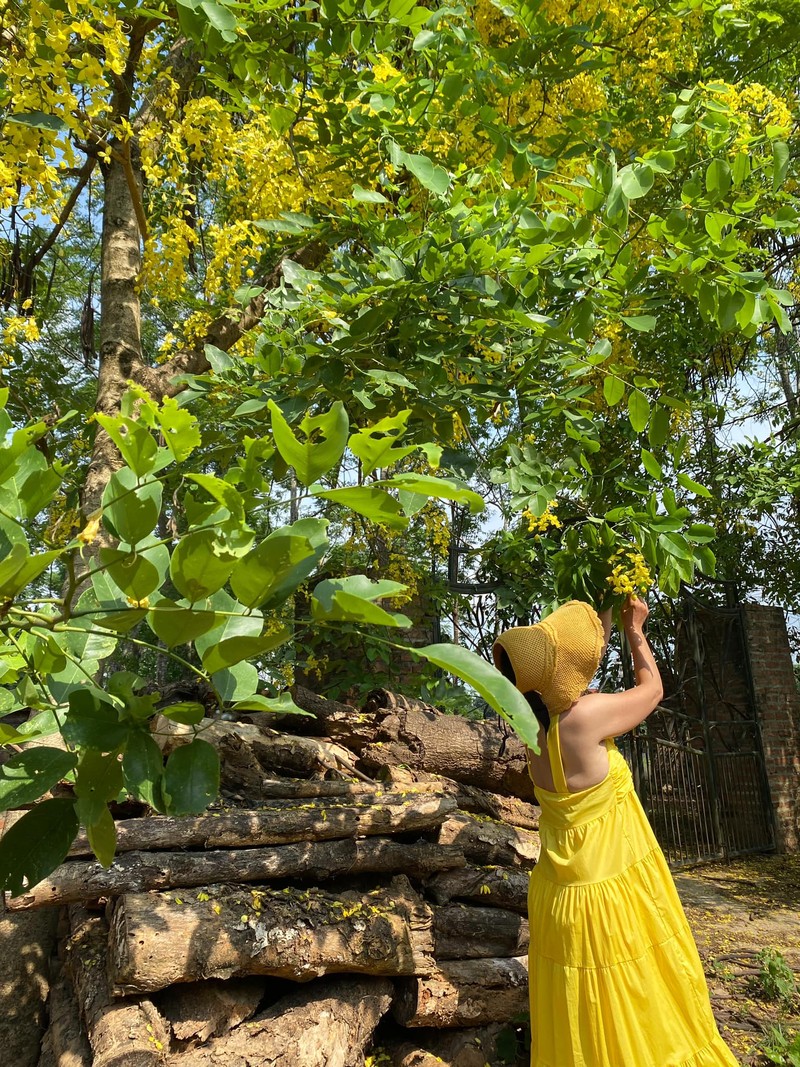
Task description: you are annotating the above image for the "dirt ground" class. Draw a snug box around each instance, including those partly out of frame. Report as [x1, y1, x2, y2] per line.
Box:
[676, 853, 800, 1065]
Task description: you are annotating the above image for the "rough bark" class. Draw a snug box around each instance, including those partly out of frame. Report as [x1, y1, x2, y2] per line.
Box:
[156, 978, 266, 1043]
[426, 865, 530, 916]
[19, 792, 455, 859]
[109, 876, 434, 994]
[67, 906, 170, 1067]
[382, 766, 540, 831]
[170, 975, 393, 1067]
[37, 963, 92, 1067]
[259, 777, 382, 798]
[0, 908, 60, 1067]
[393, 957, 529, 1028]
[290, 687, 537, 801]
[387, 1025, 508, 1067]
[433, 904, 529, 960]
[155, 717, 369, 789]
[9, 838, 464, 910]
[437, 813, 540, 869]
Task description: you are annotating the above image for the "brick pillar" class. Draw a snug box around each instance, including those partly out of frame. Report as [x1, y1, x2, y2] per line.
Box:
[741, 604, 800, 852]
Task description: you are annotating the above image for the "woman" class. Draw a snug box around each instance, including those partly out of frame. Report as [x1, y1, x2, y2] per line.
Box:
[493, 597, 738, 1067]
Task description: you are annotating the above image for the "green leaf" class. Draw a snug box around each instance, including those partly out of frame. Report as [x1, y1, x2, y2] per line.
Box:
[99, 548, 161, 601]
[102, 470, 162, 546]
[199, 0, 238, 39]
[229, 518, 328, 609]
[170, 530, 238, 602]
[0, 544, 60, 599]
[618, 163, 654, 199]
[352, 185, 388, 203]
[7, 111, 67, 133]
[628, 390, 651, 434]
[659, 532, 694, 562]
[231, 692, 312, 716]
[122, 731, 164, 810]
[313, 485, 407, 530]
[312, 575, 411, 627]
[160, 702, 206, 725]
[640, 448, 663, 481]
[163, 739, 220, 816]
[603, 376, 625, 407]
[201, 630, 292, 675]
[268, 400, 349, 487]
[186, 473, 245, 524]
[772, 141, 790, 191]
[0, 748, 76, 812]
[152, 396, 201, 462]
[74, 749, 123, 827]
[705, 158, 732, 197]
[212, 662, 258, 702]
[62, 690, 129, 751]
[414, 643, 541, 750]
[620, 314, 656, 332]
[86, 806, 117, 868]
[686, 523, 716, 543]
[381, 473, 484, 513]
[94, 415, 158, 477]
[0, 798, 78, 896]
[677, 472, 712, 498]
[389, 142, 450, 196]
[647, 406, 671, 449]
[348, 411, 416, 474]
[147, 599, 218, 647]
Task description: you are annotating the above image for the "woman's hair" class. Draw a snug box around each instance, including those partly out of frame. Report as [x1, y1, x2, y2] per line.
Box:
[495, 644, 550, 732]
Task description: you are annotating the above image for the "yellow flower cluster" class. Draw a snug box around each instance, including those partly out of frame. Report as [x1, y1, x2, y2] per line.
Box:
[3, 314, 40, 347]
[523, 501, 562, 535]
[607, 547, 653, 596]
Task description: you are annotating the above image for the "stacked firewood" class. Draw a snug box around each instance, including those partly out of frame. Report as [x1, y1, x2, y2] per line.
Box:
[12, 688, 540, 1067]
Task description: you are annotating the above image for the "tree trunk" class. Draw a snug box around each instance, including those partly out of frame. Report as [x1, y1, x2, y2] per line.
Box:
[433, 904, 529, 960]
[156, 978, 266, 1043]
[67, 906, 169, 1067]
[437, 813, 540, 869]
[170, 975, 394, 1067]
[109, 876, 434, 995]
[43, 792, 454, 856]
[8, 838, 465, 910]
[290, 687, 537, 801]
[393, 957, 529, 1028]
[426, 865, 530, 916]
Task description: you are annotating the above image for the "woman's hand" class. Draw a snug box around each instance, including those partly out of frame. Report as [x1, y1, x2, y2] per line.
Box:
[622, 594, 649, 633]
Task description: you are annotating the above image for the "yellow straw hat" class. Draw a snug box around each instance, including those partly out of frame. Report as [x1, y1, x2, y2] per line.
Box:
[492, 600, 604, 715]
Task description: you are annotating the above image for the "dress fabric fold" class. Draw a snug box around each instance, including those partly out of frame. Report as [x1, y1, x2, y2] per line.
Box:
[528, 719, 738, 1067]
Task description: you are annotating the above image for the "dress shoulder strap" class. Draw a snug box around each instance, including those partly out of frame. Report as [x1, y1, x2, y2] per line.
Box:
[546, 714, 569, 793]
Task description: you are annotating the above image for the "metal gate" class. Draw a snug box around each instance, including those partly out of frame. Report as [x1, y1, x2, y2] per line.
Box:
[618, 582, 776, 868]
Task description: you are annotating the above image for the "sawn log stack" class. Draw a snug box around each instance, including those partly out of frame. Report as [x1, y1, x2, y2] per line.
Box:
[9, 687, 541, 1067]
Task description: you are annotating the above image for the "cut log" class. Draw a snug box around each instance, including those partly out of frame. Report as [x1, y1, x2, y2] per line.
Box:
[387, 1025, 508, 1067]
[426, 865, 530, 916]
[259, 777, 381, 797]
[156, 978, 266, 1043]
[170, 975, 393, 1067]
[39, 792, 457, 858]
[393, 956, 529, 1028]
[437, 813, 540, 869]
[67, 906, 169, 1067]
[109, 876, 434, 995]
[381, 766, 540, 831]
[154, 716, 368, 789]
[433, 904, 529, 960]
[38, 963, 92, 1067]
[8, 838, 465, 909]
[290, 686, 537, 801]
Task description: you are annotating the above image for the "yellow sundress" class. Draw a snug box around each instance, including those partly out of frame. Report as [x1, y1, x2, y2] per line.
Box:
[527, 715, 739, 1067]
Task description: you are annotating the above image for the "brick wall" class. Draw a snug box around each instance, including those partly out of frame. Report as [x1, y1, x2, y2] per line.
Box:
[741, 604, 800, 853]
